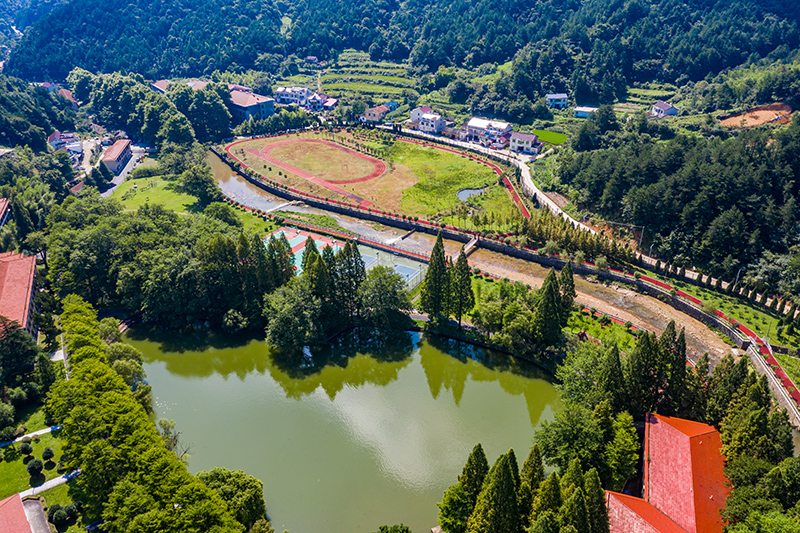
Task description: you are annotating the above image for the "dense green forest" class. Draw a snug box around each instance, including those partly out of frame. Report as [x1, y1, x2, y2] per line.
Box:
[7, 0, 800, 99]
[556, 111, 800, 300]
[0, 74, 76, 150]
[0, 0, 66, 51]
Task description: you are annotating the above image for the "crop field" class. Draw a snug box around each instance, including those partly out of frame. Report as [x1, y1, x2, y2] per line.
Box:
[719, 102, 793, 128]
[226, 132, 517, 220]
[533, 130, 568, 145]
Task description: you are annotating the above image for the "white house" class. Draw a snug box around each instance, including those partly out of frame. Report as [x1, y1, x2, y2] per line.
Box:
[465, 117, 513, 145]
[573, 106, 599, 118]
[651, 100, 679, 117]
[275, 87, 313, 106]
[306, 92, 329, 112]
[510, 132, 540, 154]
[409, 106, 433, 123]
[546, 93, 569, 109]
[419, 113, 445, 134]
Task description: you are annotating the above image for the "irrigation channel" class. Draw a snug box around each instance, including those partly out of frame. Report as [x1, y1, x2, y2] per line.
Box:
[129, 328, 560, 533]
[208, 152, 734, 362]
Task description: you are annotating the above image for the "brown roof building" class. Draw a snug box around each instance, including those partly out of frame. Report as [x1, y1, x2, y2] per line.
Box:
[0, 251, 37, 335]
[101, 139, 133, 175]
[229, 90, 275, 123]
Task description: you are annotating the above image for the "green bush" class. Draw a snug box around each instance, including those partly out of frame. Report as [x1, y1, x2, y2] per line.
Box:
[42, 447, 55, 461]
[27, 458, 43, 475]
[19, 442, 33, 455]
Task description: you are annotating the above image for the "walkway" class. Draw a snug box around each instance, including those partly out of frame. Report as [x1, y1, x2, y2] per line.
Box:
[0, 425, 62, 448]
[18, 470, 81, 498]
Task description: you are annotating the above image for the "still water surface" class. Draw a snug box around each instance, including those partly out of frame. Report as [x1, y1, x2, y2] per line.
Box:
[128, 329, 561, 533]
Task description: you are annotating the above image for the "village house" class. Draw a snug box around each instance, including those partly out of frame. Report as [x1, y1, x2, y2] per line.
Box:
[510, 131, 541, 154]
[651, 100, 679, 118]
[418, 113, 445, 134]
[101, 139, 133, 175]
[465, 117, 513, 147]
[150, 79, 171, 93]
[47, 131, 80, 151]
[361, 104, 392, 123]
[410, 106, 433, 123]
[546, 93, 569, 108]
[229, 90, 275, 123]
[306, 92, 337, 112]
[573, 106, 599, 118]
[275, 86, 313, 106]
[606, 414, 729, 533]
[0, 250, 38, 337]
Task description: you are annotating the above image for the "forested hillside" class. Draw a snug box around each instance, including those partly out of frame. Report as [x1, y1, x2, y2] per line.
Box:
[0, 0, 67, 52]
[7, 0, 800, 95]
[558, 112, 800, 299]
[0, 74, 76, 151]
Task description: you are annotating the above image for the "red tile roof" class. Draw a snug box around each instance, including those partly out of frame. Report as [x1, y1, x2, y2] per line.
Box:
[0, 252, 36, 330]
[607, 492, 687, 533]
[56, 88, 78, 105]
[151, 79, 171, 92]
[230, 90, 274, 108]
[101, 139, 131, 162]
[0, 494, 32, 533]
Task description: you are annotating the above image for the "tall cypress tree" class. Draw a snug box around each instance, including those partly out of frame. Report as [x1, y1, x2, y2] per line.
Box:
[596, 346, 625, 413]
[584, 469, 609, 533]
[558, 488, 591, 533]
[458, 443, 490, 509]
[421, 233, 448, 317]
[451, 249, 475, 327]
[507, 448, 521, 492]
[534, 269, 562, 346]
[529, 512, 559, 533]
[301, 236, 318, 272]
[626, 332, 661, 419]
[466, 454, 520, 533]
[558, 262, 577, 327]
[519, 445, 546, 529]
[560, 458, 584, 500]
[530, 474, 562, 522]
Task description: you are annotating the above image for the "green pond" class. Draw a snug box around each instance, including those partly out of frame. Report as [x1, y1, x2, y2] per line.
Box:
[127, 329, 562, 533]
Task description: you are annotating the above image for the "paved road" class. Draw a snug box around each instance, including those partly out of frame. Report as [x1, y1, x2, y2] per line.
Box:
[18, 470, 81, 498]
[0, 425, 62, 448]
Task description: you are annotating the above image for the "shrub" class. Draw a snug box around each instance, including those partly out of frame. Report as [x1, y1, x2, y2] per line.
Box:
[52, 509, 68, 526]
[0, 426, 14, 442]
[47, 504, 63, 523]
[64, 504, 78, 520]
[42, 447, 55, 461]
[0, 403, 13, 428]
[27, 458, 43, 475]
[19, 442, 33, 455]
[8, 387, 27, 406]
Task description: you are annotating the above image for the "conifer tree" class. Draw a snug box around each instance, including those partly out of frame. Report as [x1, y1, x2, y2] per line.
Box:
[421, 233, 448, 317]
[626, 332, 662, 419]
[301, 236, 318, 272]
[605, 412, 639, 491]
[560, 459, 584, 500]
[459, 444, 489, 509]
[783, 300, 797, 325]
[558, 262, 577, 327]
[519, 445, 546, 529]
[583, 469, 609, 533]
[557, 488, 590, 533]
[529, 511, 559, 533]
[534, 269, 562, 346]
[438, 482, 472, 533]
[531, 474, 562, 520]
[466, 454, 520, 533]
[451, 249, 475, 327]
[596, 347, 625, 413]
[507, 448, 521, 491]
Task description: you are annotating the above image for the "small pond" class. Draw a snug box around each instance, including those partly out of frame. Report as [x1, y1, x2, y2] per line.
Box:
[456, 187, 485, 201]
[127, 328, 561, 533]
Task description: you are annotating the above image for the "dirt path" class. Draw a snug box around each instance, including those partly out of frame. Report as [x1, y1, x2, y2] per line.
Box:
[468, 250, 733, 363]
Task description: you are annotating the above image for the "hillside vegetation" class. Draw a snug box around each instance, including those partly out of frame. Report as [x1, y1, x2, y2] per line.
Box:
[7, 0, 800, 100]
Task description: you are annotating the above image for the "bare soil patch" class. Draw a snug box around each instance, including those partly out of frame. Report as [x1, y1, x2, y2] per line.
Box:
[720, 102, 793, 128]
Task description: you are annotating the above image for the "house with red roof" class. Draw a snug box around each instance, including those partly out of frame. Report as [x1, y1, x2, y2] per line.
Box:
[607, 414, 729, 533]
[0, 251, 37, 336]
[0, 494, 33, 533]
[229, 90, 275, 123]
[101, 139, 132, 175]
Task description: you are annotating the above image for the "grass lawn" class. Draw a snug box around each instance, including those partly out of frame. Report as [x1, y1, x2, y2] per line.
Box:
[0, 432, 65, 499]
[533, 130, 568, 145]
[278, 212, 349, 233]
[565, 310, 639, 355]
[441, 185, 519, 232]
[14, 404, 49, 433]
[390, 142, 503, 216]
[41, 480, 99, 532]
[774, 353, 800, 392]
[114, 178, 199, 213]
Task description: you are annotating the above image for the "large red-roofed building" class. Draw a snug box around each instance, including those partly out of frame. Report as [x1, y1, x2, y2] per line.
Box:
[0, 251, 37, 336]
[0, 494, 33, 533]
[607, 414, 729, 533]
[101, 139, 132, 175]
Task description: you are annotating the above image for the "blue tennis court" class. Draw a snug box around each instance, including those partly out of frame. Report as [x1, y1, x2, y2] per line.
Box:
[393, 264, 420, 282]
[362, 254, 379, 269]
